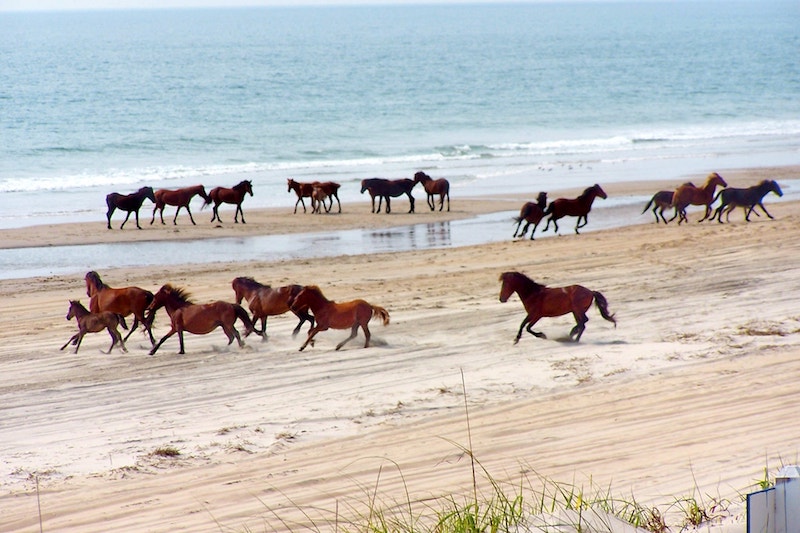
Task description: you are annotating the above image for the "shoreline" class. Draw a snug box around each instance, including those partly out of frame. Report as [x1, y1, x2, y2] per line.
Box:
[1, 164, 799, 531]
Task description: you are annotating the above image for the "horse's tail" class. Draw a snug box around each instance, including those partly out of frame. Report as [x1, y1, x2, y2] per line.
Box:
[641, 196, 654, 214]
[711, 189, 724, 205]
[592, 291, 616, 327]
[233, 304, 259, 337]
[371, 305, 391, 326]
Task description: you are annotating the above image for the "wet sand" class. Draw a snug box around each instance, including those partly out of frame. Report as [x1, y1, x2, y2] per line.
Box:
[1, 166, 799, 532]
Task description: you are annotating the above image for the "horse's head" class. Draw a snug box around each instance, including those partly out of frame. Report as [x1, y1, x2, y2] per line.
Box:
[769, 180, 783, 197]
[199, 185, 212, 203]
[142, 186, 156, 203]
[498, 272, 517, 302]
[708, 172, 728, 188]
[413, 171, 431, 184]
[66, 300, 79, 320]
[592, 184, 608, 200]
[239, 180, 254, 196]
[360, 180, 369, 194]
[536, 191, 547, 207]
[287, 179, 296, 193]
[85, 271, 103, 297]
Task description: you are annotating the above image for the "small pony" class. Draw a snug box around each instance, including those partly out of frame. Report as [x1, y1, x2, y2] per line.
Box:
[61, 300, 127, 354]
[513, 192, 548, 239]
[413, 171, 450, 212]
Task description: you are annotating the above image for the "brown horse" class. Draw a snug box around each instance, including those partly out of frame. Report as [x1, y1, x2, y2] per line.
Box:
[711, 179, 783, 223]
[231, 277, 314, 337]
[147, 284, 259, 355]
[150, 185, 211, 225]
[542, 183, 607, 234]
[85, 271, 156, 346]
[360, 178, 416, 214]
[105, 186, 156, 230]
[499, 271, 616, 345]
[311, 184, 329, 214]
[61, 300, 127, 354]
[287, 178, 315, 214]
[206, 180, 253, 224]
[312, 181, 342, 213]
[413, 171, 450, 212]
[669, 172, 727, 224]
[288, 285, 390, 351]
[513, 191, 548, 240]
[641, 190, 674, 224]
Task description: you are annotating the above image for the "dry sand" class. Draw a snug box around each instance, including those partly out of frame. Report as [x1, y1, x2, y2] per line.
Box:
[1, 166, 799, 532]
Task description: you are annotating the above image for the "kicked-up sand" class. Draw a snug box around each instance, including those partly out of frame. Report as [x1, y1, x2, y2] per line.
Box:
[0, 166, 798, 532]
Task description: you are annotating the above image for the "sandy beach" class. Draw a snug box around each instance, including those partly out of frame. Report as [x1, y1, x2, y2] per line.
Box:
[1, 166, 799, 532]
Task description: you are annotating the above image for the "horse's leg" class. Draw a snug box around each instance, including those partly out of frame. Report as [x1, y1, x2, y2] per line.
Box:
[61, 333, 80, 351]
[334, 193, 342, 213]
[132, 209, 143, 229]
[384, 196, 391, 214]
[529, 221, 540, 241]
[427, 193, 435, 211]
[698, 205, 712, 222]
[73, 330, 86, 353]
[407, 193, 414, 213]
[185, 205, 197, 225]
[123, 316, 140, 342]
[211, 203, 220, 223]
[105, 327, 118, 354]
[115, 327, 128, 353]
[106, 205, 116, 230]
[757, 202, 774, 220]
[177, 330, 187, 354]
[149, 329, 176, 355]
[237, 204, 245, 223]
[362, 322, 372, 348]
[120, 211, 132, 230]
[299, 326, 322, 351]
[570, 312, 589, 342]
[445, 192, 450, 212]
[575, 215, 586, 234]
[514, 316, 533, 344]
[336, 323, 360, 351]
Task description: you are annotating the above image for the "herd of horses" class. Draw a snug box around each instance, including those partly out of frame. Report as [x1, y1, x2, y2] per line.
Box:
[104, 171, 453, 229]
[79, 170, 783, 352]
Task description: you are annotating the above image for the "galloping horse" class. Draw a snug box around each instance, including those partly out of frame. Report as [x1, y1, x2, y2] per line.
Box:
[150, 185, 211, 225]
[288, 285, 390, 351]
[499, 271, 616, 345]
[669, 172, 727, 224]
[542, 183, 607, 234]
[413, 171, 450, 212]
[207, 180, 253, 224]
[147, 284, 259, 355]
[513, 191, 548, 240]
[61, 300, 127, 354]
[105, 186, 156, 229]
[85, 271, 156, 346]
[711, 179, 783, 223]
[641, 190, 675, 224]
[231, 277, 314, 337]
[360, 178, 416, 214]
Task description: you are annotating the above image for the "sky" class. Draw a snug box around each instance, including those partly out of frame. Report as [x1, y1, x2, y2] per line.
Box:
[0, 0, 553, 11]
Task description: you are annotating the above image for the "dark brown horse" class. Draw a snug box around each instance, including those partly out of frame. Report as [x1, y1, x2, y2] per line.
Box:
[150, 185, 211, 225]
[413, 171, 450, 212]
[288, 285, 390, 351]
[360, 178, 416, 213]
[669, 172, 727, 224]
[61, 300, 127, 354]
[85, 271, 156, 346]
[105, 186, 156, 230]
[641, 190, 674, 224]
[206, 180, 253, 224]
[287, 178, 315, 214]
[231, 277, 314, 338]
[312, 181, 342, 213]
[147, 284, 259, 355]
[499, 271, 616, 344]
[711, 179, 783, 223]
[513, 191, 548, 240]
[542, 183, 607, 234]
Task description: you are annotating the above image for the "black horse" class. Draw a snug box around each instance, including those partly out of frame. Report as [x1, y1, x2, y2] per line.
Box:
[360, 178, 416, 213]
[711, 179, 783, 223]
[106, 186, 156, 229]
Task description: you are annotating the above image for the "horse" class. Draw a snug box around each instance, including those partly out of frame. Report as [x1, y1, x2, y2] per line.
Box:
[711, 179, 783, 223]
[105, 186, 156, 230]
[542, 183, 607, 234]
[312, 181, 342, 213]
[513, 192, 548, 240]
[147, 284, 260, 355]
[360, 178, 416, 214]
[61, 300, 127, 354]
[413, 171, 450, 212]
[641, 190, 674, 224]
[669, 172, 728, 224]
[206, 180, 253, 224]
[287, 178, 315, 214]
[85, 271, 156, 346]
[311, 184, 329, 214]
[288, 285, 390, 351]
[498, 271, 616, 345]
[231, 277, 314, 338]
[150, 185, 211, 225]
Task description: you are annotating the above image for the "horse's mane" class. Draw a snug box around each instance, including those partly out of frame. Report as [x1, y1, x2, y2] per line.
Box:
[579, 184, 600, 198]
[500, 271, 545, 292]
[163, 284, 194, 304]
[235, 276, 268, 290]
[85, 271, 106, 290]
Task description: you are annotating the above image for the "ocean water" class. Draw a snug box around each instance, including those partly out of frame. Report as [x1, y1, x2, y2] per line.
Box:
[1, 1, 799, 231]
